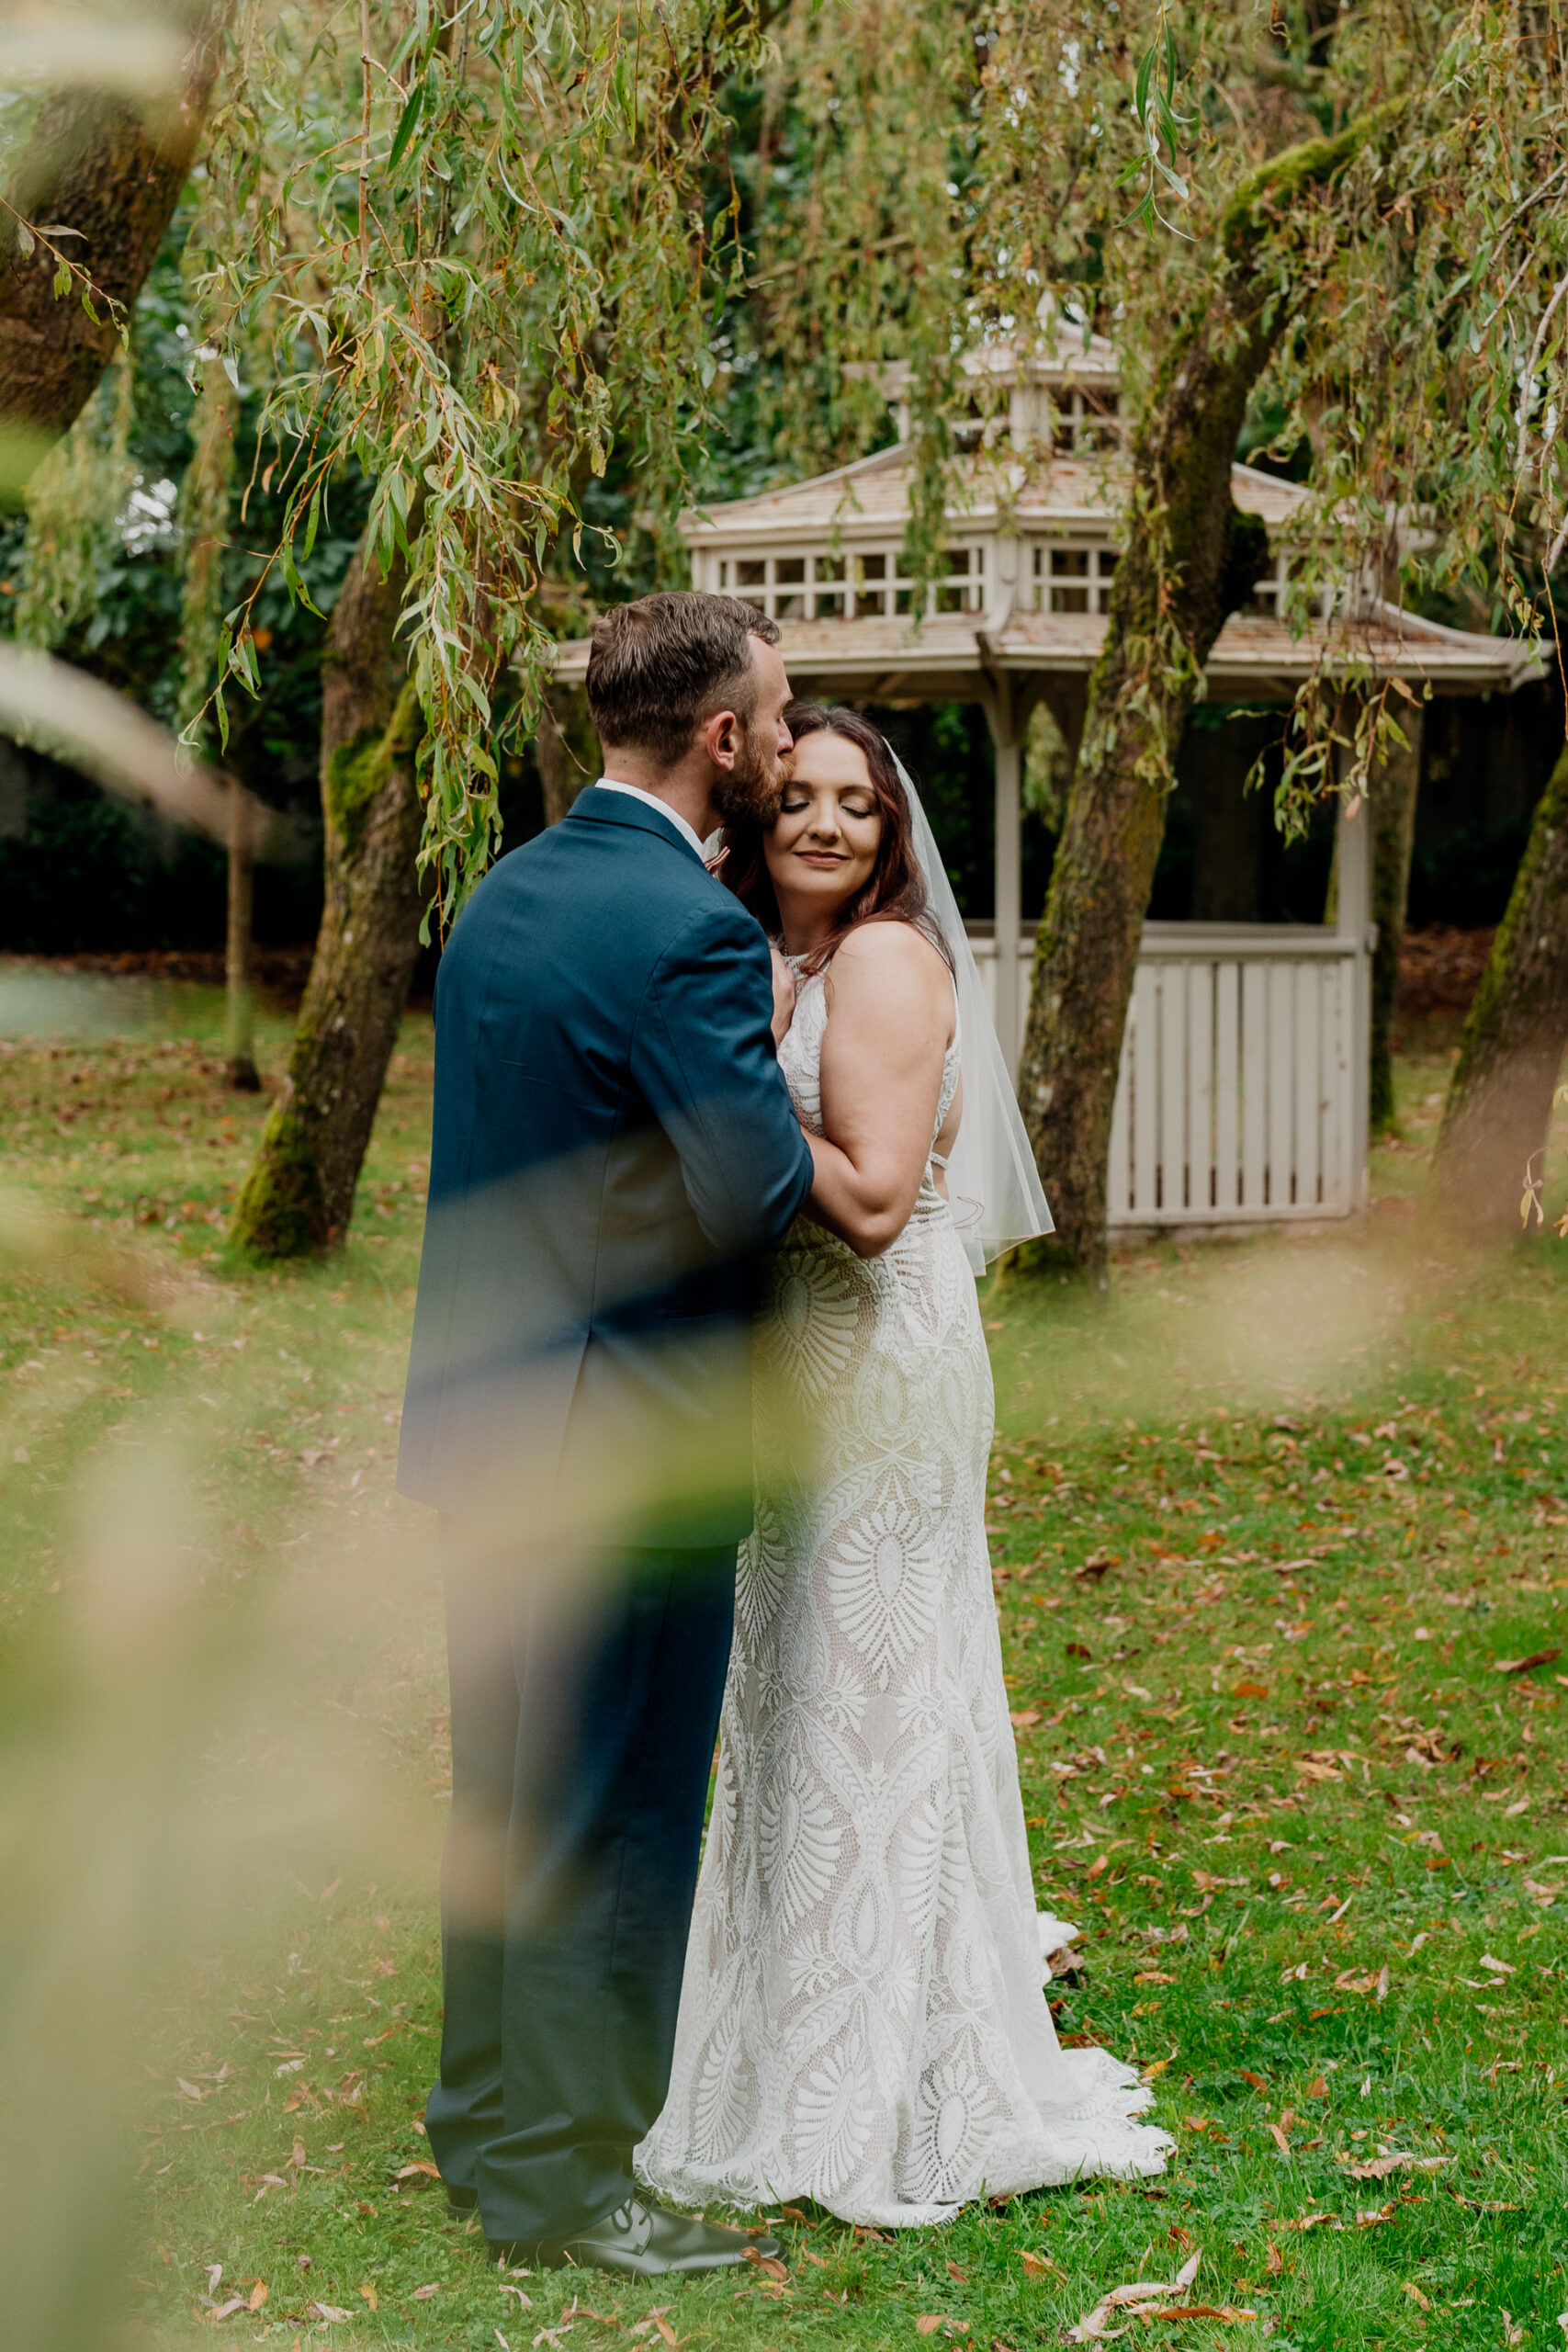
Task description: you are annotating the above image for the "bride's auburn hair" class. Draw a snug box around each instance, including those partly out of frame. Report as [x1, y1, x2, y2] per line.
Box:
[722, 702, 951, 978]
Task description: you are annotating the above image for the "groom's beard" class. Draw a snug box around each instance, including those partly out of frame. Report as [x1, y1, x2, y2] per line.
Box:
[711, 718, 784, 828]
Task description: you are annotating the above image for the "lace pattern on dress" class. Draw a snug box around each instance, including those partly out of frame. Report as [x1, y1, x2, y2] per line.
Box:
[637, 963, 1171, 2225]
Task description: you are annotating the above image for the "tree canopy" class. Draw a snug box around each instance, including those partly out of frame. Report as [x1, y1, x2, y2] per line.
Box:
[175, 0, 769, 928]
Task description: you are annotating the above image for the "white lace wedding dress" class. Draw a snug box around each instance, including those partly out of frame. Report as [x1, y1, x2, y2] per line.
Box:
[637, 957, 1171, 2225]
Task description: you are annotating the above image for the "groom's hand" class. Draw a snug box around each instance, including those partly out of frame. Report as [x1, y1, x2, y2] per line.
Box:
[769, 947, 796, 1046]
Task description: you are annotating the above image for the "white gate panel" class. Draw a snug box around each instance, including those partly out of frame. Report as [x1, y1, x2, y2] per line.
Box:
[1214, 962, 1239, 1214]
[966, 921, 1366, 1231]
[1110, 927, 1359, 1227]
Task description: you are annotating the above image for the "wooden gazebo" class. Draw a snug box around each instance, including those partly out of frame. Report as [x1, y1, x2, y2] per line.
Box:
[557, 339, 1532, 1230]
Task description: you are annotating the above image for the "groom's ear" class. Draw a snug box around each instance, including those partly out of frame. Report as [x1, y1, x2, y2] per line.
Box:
[698, 706, 742, 774]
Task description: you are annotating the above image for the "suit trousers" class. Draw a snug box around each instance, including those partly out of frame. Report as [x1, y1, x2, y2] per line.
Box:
[425, 1527, 737, 2245]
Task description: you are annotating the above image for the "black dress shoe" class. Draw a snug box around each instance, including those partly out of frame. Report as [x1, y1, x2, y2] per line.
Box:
[487, 2196, 784, 2278]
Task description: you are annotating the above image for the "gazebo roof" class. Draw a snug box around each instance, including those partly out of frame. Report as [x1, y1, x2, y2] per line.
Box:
[673, 442, 1310, 543]
[553, 593, 1532, 701]
[552, 349, 1534, 700]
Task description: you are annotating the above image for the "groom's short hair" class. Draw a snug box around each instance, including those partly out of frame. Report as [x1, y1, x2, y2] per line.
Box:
[586, 592, 782, 769]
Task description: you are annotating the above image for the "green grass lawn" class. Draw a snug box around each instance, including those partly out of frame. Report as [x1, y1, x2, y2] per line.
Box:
[1, 967, 1565, 2352]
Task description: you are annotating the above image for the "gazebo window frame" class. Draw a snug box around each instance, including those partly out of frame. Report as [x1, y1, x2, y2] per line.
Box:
[1247, 549, 1340, 622]
[1048, 387, 1122, 453]
[716, 541, 989, 621]
[1028, 537, 1118, 615]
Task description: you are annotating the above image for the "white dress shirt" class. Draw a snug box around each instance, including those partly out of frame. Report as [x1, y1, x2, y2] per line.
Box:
[595, 776, 707, 863]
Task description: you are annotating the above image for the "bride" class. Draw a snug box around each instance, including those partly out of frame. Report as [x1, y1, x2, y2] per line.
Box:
[637, 705, 1171, 2226]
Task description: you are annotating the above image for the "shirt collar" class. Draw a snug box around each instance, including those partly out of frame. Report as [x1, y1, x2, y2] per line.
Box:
[594, 777, 707, 863]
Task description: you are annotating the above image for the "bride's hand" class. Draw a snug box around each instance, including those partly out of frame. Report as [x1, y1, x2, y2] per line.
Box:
[770, 947, 796, 1046]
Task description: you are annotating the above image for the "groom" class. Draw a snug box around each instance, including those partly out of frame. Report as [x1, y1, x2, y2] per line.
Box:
[398, 594, 815, 2277]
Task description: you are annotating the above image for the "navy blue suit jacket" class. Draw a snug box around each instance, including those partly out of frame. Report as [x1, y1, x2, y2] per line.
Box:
[397, 786, 815, 1544]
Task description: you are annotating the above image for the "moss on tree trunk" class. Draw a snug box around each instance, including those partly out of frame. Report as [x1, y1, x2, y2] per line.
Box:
[1427, 741, 1568, 1238]
[0, 4, 226, 472]
[1015, 104, 1403, 1277]
[229, 537, 424, 1257]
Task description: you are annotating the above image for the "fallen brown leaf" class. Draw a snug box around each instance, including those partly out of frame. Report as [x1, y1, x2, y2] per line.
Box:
[356, 2283, 377, 2312]
[1064, 2254, 1201, 2342]
[946, 2260, 968, 2284]
[1156, 2308, 1256, 2324]
[1494, 1648, 1561, 1675]
[1404, 2283, 1430, 2311]
[1340, 2152, 1450, 2181]
[411, 2283, 439, 2300]
[1237, 2070, 1268, 2093]
[247, 2280, 267, 2311]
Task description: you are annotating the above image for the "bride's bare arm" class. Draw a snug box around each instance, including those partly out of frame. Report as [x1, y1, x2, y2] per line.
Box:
[800, 923, 953, 1258]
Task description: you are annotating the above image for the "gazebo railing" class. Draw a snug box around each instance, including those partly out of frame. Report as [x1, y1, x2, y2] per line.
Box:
[968, 919, 1371, 1229]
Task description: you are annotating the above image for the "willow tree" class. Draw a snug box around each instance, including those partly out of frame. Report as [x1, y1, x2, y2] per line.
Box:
[1429, 743, 1568, 1234]
[186, 0, 765, 1254]
[0, 0, 228, 478]
[747, 0, 1566, 1269]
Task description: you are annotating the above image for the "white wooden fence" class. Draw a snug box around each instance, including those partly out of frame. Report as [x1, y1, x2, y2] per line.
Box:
[969, 903, 1372, 1232]
[1106, 927, 1361, 1223]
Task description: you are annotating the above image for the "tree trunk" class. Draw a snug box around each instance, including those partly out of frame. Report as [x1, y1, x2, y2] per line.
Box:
[0, 3, 227, 469]
[1368, 706, 1423, 1132]
[224, 780, 260, 1091]
[1427, 741, 1568, 1238]
[536, 686, 576, 825]
[229, 537, 424, 1255]
[1015, 106, 1401, 1277]
[536, 681, 595, 824]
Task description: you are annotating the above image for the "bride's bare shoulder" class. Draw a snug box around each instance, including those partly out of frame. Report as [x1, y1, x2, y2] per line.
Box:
[829, 920, 949, 989]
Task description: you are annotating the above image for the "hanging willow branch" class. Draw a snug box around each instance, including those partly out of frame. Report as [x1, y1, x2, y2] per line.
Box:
[185, 0, 768, 928]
